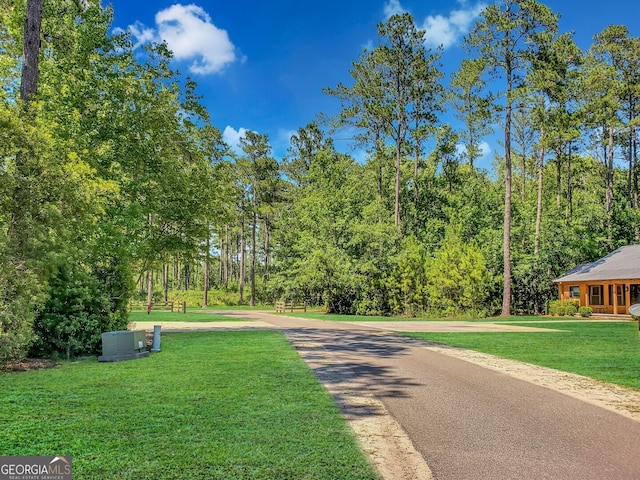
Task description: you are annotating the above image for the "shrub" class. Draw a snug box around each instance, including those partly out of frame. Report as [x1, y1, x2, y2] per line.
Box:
[548, 300, 578, 316]
[579, 306, 593, 318]
[31, 264, 128, 360]
[0, 257, 41, 367]
[565, 299, 580, 310]
[548, 300, 563, 315]
[0, 296, 35, 366]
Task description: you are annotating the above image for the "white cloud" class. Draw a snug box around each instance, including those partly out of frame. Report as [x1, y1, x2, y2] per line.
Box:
[479, 140, 491, 158]
[384, 0, 406, 19]
[278, 129, 297, 144]
[456, 140, 491, 160]
[223, 126, 248, 153]
[128, 21, 158, 49]
[421, 1, 486, 49]
[127, 4, 239, 75]
[156, 4, 237, 74]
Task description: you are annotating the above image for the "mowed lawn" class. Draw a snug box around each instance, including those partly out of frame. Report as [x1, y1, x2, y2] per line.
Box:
[404, 321, 640, 390]
[0, 331, 380, 480]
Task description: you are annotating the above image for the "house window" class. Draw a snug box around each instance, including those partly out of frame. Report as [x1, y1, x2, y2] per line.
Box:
[569, 286, 580, 299]
[608, 285, 626, 306]
[589, 285, 604, 305]
[631, 285, 640, 305]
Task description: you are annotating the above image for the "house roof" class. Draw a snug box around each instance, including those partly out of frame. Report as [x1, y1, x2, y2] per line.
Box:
[554, 245, 640, 283]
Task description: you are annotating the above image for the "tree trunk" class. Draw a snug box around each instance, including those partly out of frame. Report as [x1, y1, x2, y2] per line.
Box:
[203, 232, 210, 307]
[633, 130, 639, 241]
[264, 214, 271, 282]
[218, 235, 223, 286]
[163, 264, 169, 303]
[634, 130, 639, 210]
[629, 126, 634, 207]
[553, 150, 560, 211]
[8, 0, 43, 248]
[469, 129, 476, 174]
[534, 129, 545, 257]
[250, 210, 257, 307]
[413, 141, 420, 226]
[501, 71, 513, 317]
[606, 125, 614, 249]
[239, 213, 245, 303]
[521, 145, 526, 202]
[394, 144, 401, 231]
[566, 142, 573, 223]
[146, 270, 153, 309]
[224, 225, 230, 287]
[20, 0, 43, 103]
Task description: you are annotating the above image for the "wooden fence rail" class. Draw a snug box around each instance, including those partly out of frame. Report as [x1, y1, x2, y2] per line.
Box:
[129, 301, 177, 312]
[275, 301, 307, 313]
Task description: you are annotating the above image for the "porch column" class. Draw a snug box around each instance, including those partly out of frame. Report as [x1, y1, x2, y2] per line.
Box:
[584, 286, 589, 308]
[626, 283, 631, 313]
[613, 283, 619, 315]
[558, 283, 564, 305]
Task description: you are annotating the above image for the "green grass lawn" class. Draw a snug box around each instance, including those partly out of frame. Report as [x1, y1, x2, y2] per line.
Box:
[129, 311, 246, 323]
[0, 331, 380, 480]
[404, 321, 640, 390]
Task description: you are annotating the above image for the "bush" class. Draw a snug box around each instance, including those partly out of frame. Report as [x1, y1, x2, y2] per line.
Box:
[31, 264, 128, 360]
[548, 300, 563, 315]
[0, 296, 35, 366]
[565, 299, 580, 310]
[548, 300, 578, 316]
[579, 306, 593, 318]
[0, 257, 41, 367]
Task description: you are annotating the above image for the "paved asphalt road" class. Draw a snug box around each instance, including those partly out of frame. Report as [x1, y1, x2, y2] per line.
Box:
[217, 312, 640, 480]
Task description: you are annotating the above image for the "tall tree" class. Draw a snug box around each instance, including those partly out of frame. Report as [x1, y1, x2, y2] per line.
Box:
[582, 25, 629, 249]
[465, 0, 559, 316]
[527, 32, 582, 254]
[238, 131, 278, 307]
[326, 13, 443, 232]
[449, 58, 496, 173]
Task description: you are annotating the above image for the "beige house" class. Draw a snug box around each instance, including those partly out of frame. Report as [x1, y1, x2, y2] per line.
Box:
[554, 245, 640, 315]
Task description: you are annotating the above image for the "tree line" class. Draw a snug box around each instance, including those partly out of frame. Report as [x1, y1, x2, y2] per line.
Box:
[1, 0, 639, 363]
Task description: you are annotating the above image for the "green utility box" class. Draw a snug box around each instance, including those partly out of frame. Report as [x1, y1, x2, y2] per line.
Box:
[98, 330, 149, 362]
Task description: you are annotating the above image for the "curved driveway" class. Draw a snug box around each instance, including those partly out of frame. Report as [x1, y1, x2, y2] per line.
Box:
[164, 311, 640, 479]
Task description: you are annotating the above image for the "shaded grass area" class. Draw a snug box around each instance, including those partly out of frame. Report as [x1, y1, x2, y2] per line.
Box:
[404, 321, 640, 390]
[0, 332, 380, 480]
[129, 311, 243, 323]
[284, 311, 545, 323]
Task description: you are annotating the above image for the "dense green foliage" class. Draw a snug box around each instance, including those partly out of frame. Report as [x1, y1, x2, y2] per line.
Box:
[403, 321, 640, 389]
[2, 0, 640, 363]
[0, 1, 227, 361]
[30, 263, 130, 359]
[0, 332, 380, 479]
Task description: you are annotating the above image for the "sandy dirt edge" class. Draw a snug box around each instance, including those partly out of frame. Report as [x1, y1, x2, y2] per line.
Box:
[290, 339, 435, 480]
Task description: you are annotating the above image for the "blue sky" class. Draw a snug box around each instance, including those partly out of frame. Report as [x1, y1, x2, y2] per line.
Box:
[106, 0, 640, 164]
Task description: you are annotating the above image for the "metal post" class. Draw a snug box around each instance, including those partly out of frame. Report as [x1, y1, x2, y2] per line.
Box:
[151, 325, 161, 352]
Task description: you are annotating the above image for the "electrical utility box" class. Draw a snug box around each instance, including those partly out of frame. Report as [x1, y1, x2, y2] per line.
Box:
[98, 330, 149, 362]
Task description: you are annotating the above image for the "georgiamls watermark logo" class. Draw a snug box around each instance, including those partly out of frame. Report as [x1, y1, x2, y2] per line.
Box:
[0, 456, 72, 480]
